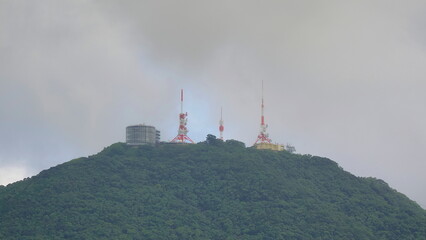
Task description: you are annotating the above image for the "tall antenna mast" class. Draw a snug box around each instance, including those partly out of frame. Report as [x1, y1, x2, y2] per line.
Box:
[180, 89, 183, 113]
[261, 80, 264, 126]
[255, 80, 272, 144]
[219, 107, 224, 140]
[171, 89, 194, 143]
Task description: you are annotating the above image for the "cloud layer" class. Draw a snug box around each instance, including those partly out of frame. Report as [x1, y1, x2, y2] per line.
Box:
[1, 0, 425, 208]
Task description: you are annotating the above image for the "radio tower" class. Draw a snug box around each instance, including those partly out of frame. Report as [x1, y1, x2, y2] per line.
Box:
[255, 81, 272, 144]
[171, 89, 194, 143]
[219, 107, 224, 140]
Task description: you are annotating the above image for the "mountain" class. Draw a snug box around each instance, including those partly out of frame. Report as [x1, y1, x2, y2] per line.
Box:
[0, 136, 425, 239]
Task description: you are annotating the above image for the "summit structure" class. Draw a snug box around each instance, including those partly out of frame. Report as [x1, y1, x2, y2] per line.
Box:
[126, 124, 160, 146]
[171, 89, 194, 144]
[254, 81, 284, 151]
[254, 81, 272, 144]
[219, 107, 224, 140]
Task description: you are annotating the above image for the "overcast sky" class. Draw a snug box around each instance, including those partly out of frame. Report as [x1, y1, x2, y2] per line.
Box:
[1, 0, 425, 208]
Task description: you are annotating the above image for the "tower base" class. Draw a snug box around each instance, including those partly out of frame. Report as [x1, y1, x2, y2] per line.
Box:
[171, 134, 194, 144]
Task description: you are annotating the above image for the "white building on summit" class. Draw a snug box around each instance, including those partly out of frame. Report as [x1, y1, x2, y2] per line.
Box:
[126, 124, 160, 145]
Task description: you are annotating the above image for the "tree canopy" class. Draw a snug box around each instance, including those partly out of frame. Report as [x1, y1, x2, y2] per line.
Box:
[0, 138, 425, 239]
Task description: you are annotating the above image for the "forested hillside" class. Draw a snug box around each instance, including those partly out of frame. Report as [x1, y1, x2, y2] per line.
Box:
[0, 137, 425, 239]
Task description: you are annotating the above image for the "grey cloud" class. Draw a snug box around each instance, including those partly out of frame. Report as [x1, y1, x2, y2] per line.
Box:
[1, 0, 425, 208]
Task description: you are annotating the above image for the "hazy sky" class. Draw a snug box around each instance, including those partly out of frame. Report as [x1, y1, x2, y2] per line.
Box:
[1, 0, 425, 208]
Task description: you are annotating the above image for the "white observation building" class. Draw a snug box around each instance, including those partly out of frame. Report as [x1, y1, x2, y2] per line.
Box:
[126, 124, 160, 145]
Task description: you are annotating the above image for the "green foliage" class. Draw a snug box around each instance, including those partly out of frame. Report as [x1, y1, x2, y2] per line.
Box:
[0, 141, 425, 239]
[205, 134, 221, 145]
[225, 139, 246, 148]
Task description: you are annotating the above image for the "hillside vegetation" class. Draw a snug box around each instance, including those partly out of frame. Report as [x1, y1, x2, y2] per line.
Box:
[0, 136, 425, 239]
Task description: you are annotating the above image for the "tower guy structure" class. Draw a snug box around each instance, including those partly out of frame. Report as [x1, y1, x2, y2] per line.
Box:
[171, 89, 194, 144]
[254, 81, 284, 151]
[219, 107, 224, 140]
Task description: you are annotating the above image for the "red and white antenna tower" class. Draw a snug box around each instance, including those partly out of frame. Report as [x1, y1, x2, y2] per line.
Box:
[255, 81, 272, 144]
[219, 107, 224, 140]
[171, 89, 194, 143]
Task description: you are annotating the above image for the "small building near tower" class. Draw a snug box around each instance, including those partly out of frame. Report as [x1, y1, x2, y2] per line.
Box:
[254, 142, 285, 151]
[126, 124, 160, 146]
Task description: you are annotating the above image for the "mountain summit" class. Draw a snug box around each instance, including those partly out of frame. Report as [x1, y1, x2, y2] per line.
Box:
[1, 138, 425, 239]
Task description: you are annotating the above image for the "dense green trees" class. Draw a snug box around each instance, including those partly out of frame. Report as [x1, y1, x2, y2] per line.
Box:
[0, 138, 425, 239]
